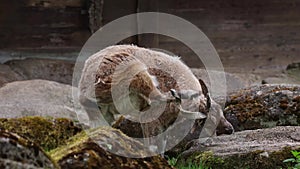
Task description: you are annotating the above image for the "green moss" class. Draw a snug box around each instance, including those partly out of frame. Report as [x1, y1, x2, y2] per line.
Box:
[193, 151, 224, 167]
[218, 148, 293, 169]
[49, 127, 173, 169]
[0, 116, 82, 151]
[177, 151, 224, 168]
[181, 147, 300, 169]
[48, 126, 145, 163]
[48, 129, 88, 162]
[0, 129, 60, 169]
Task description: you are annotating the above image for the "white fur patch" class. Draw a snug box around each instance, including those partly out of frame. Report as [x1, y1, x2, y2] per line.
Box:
[150, 75, 159, 87]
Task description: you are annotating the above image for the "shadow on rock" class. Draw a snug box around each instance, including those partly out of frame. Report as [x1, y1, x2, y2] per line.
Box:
[0, 129, 58, 169]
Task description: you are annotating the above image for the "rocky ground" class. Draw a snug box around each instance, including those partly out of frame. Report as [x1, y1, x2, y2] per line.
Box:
[0, 54, 299, 168]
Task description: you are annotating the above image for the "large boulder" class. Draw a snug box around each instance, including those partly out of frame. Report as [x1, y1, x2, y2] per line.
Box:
[0, 129, 58, 169]
[224, 84, 300, 131]
[5, 58, 75, 85]
[0, 64, 23, 87]
[179, 126, 300, 169]
[49, 127, 174, 169]
[0, 80, 88, 124]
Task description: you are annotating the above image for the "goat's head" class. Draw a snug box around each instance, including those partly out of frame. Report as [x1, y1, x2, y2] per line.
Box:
[166, 79, 234, 136]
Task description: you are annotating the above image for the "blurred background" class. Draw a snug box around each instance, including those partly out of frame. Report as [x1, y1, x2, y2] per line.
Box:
[0, 0, 300, 88]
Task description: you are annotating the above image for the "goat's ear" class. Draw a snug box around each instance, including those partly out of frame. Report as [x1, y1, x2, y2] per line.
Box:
[170, 89, 181, 103]
[198, 79, 208, 98]
[199, 79, 211, 110]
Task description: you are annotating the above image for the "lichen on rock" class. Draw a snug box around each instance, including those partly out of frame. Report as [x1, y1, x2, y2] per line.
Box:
[224, 84, 300, 131]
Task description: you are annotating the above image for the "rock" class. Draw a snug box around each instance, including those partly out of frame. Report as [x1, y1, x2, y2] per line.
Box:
[261, 76, 294, 85]
[286, 62, 300, 82]
[0, 116, 82, 151]
[224, 84, 300, 131]
[179, 126, 300, 169]
[5, 58, 74, 85]
[257, 62, 300, 85]
[0, 80, 89, 124]
[261, 73, 300, 85]
[0, 129, 58, 169]
[0, 64, 23, 87]
[49, 127, 174, 169]
[287, 62, 300, 70]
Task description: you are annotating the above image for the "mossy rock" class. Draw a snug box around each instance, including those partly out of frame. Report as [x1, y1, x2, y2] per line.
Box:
[49, 127, 174, 169]
[0, 129, 58, 169]
[224, 84, 300, 131]
[0, 116, 82, 151]
[179, 126, 300, 169]
[179, 148, 300, 169]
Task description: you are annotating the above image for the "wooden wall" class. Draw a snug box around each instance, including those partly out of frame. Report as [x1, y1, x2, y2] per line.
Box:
[156, 0, 300, 68]
[0, 0, 90, 50]
[0, 0, 299, 68]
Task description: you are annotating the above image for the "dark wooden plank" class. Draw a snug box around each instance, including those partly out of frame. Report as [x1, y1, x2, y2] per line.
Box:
[0, 0, 90, 49]
[137, 0, 159, 48]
